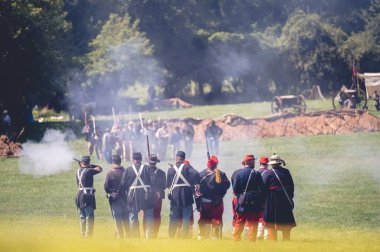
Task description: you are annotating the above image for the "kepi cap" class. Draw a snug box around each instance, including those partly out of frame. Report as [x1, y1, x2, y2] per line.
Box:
[147, 154, 160, 163]
[176, 151, 186, 159]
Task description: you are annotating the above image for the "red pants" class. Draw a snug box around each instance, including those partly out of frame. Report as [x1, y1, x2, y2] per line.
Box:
[143, 198, 162, 238]
[232, 211, 260, 241]
[199, 201, 224, 226]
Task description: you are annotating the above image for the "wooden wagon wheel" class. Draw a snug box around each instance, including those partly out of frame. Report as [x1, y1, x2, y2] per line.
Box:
[332, 90, 348, 110]
[355, 89, 367, 109]
[297, 95, 307, 113]
[271, 96, 282, 114]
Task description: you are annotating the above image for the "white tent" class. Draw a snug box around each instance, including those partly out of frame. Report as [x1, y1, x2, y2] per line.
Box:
[358, 73, 380, 98]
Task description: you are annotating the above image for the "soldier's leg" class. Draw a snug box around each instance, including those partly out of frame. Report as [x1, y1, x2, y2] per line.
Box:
[268, 228, 278, 241]
[143, 208, 154, 239]
[232, 213, 246, 241]
[84, 206, 95, 238]
[79, 208, 86, 237]
[247, 213, 259, 242]
[169, 203, 180, 238]
[152, 199, 162, 238]
[111, 201, 123, 238]
[181, 205, 193, 239]
[129, 209, 140, 237]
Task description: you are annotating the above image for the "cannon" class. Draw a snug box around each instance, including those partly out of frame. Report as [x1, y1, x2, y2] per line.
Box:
[271, 95, 307, 114]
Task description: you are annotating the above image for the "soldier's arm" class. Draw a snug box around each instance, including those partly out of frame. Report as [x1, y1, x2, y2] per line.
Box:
[158, 170, 167, 191]
[104, 172, 110, 193]
[166, 168, 173, 189]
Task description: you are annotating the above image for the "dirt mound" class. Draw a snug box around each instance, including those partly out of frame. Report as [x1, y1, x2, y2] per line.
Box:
[0, 135, 22, 158]
[188, 110, 380, 142]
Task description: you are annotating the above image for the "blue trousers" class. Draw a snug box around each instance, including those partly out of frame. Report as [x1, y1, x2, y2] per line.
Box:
[130, 208, 153, 239]
[169, 203, 193, 238]
[79, 206, 94, 238]
[110, 200, 129, 238]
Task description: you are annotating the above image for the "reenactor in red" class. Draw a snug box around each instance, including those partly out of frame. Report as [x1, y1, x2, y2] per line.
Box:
[198, 155, 230, 240]
[262, 154, 296, 241]
[142, 154, 166, 238]
[257, 156, 270, 240]
[232, 154, 265, 241]
[104, 155, 129, 238]
[75, 156, 103, 238]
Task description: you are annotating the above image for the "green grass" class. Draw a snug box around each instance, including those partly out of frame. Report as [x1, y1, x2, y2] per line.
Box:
[1, 131, 380, 251]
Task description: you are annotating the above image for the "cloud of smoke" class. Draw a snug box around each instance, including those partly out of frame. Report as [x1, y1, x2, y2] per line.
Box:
[19, 129, 74, 176]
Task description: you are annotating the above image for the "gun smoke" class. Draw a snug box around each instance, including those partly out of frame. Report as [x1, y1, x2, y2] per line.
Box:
[19, 129, 74, 176]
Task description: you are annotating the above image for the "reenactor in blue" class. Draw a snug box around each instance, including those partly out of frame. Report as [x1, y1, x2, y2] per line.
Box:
[198, 155, 230, 240]
[104, 154, 129, 238]
[142, 154, 166, 238]
[120, 152, 155, 238]
[167, 151, 200, 239]
[75, 156, 103, 238]
[232, 154, 265, 242]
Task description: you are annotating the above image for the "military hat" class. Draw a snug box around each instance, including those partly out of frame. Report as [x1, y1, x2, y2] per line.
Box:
[259, 156, 269, 164]
[176, 151, 186, 159]
[268, 154, 283, 165]
[112, 154, 121, 164]
[81, 156, 91, 163]
[133, 152, 142, 161]
[242, 154, 255, 165]
[147, 154, 160, 163]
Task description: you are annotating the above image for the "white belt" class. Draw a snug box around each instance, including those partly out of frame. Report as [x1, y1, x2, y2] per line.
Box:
[130, 185, 151, 190]
[201, 198, 212, 203]
[173, 184, 191, 188]
[78, 187, 95, 194]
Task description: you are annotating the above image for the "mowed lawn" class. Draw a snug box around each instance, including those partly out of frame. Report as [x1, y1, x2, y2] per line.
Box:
[0, 129, 380, 251]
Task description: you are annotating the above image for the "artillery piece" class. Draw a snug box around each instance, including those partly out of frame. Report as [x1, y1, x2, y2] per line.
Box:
[271, 95, 307, 114]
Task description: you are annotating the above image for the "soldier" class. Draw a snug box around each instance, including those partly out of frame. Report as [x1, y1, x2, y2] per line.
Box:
[104, 155, 129, 238]
[373, 91, 380, 111]
[75, 156, 103, 238]
[102, 128, 114, 164]
[198, 155, 230, 240]
[142, 154, 166, 238]
[170, 126, 182, 160]
[232, 154, 265, 242]
[120, 152, 155, 238]
[1, 110, 11, 137]
[93, 126, 103, 160]
[181, 120, 194, 159]
[256, 156, 270, 240]
[155, 123, 169, 160]
[262, 154, 296, 241]
[205, 120, 223, 155]
[167, 151, 200, 238]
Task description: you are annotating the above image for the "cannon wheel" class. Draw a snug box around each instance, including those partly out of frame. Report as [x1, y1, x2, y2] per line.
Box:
[271, 96, 282, 114]
[332, 90, 348, 110]
[296, 95, 307, 113]
[356, 89, 367, 109]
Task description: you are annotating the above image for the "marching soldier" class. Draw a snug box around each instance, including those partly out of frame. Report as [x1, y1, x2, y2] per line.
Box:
[262, 154, 296, 241]
[167, 151, 200, 239]
[205, 120, 223, 155]
[142, 154, 166, 238]
[198, 155, 230, 240]
[232, 154, 264, 242]
[156, 123, 169, 160]
[120, 152, 155, 238]
[75, 156, 103, 238]
[104, 155, 129, 238]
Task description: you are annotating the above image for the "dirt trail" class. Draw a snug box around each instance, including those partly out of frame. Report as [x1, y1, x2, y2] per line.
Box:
[168, 110, 380, 142]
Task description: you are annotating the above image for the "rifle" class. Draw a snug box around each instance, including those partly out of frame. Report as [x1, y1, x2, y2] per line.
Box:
[92, 116, 98, 140]
[112, 107, 116, 124]
[206, 135, 210, 159]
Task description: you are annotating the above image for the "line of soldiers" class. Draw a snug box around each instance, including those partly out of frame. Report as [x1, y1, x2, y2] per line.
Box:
[75, 151, 296, 241]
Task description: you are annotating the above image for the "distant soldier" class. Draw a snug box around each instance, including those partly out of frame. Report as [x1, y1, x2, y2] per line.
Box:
[104, 155, 129, 238]
[120, 153, 155, 238]
[181, 120, 194, 159]
[198, 155, 230, 240]
[93, 126, 103, 160]
[262, 155, 296, 241]
[205, 121, 223, 155]
[155, 123, 169, 160]
[232, 154, 264, 241]
[256, 156, 270, 240]
[75, 156, 103, 238]
[102, 128, 114, 164]
[1, 110, 11, 137]
[171, 126, 182, 160]
[142, 154, 166, 238]
[81, 120, 96, 156]
[167, 151, 200, 239]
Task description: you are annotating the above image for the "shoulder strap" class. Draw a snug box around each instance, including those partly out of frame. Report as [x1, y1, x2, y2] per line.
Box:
[131, 165, 148, 192]
[77, 169, 85, 189]
[243, 169, 254, 194]
[272, 169, 294, 208]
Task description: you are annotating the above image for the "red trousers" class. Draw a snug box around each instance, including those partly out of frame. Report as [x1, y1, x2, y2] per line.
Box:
[199, 201, 224, 226]
[233, 211, 260, 241]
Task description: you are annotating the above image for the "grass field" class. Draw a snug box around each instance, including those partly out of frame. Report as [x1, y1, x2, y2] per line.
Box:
[1, 100, 380, 251]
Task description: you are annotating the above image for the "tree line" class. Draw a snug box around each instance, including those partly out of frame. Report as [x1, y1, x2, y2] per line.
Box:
[1, 0, 379, 124]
